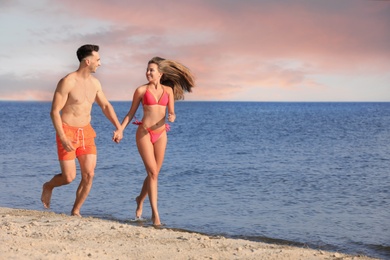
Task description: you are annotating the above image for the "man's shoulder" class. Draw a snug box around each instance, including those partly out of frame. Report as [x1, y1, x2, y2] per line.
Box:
[90, 76, 102, 92]
[60, 72, 77, 83]
[90, 75, 100, 84]
[60, 72, 99, 85]
[56, 72, 76, 91]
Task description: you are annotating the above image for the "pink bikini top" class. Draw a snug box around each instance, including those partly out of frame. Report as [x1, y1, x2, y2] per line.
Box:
[142, 88, 169, 106]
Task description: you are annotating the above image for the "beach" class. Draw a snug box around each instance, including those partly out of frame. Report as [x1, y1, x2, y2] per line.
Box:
[0, 207, 378, 260]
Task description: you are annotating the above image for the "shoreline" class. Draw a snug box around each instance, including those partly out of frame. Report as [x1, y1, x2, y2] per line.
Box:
[0, 207, 378, 260]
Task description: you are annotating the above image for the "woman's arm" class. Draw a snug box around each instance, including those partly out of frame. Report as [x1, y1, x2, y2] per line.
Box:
[166, 87, 176, 122]
[121, 86, 144, 130]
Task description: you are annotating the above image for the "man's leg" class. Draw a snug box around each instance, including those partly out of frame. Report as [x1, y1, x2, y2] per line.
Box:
[71, 154, 97, 216]
[41, 160, 77, 208]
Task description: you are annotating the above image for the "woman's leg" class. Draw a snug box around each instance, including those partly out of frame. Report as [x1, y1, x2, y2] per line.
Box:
[136, 127, 167, 225]
[135, 176, 149, 218]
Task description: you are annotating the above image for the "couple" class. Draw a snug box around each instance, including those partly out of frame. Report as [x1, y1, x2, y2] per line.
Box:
[41, 44, 195, 226]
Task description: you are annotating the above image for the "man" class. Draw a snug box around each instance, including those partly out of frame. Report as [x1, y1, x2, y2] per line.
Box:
[41, 44, 123, 216]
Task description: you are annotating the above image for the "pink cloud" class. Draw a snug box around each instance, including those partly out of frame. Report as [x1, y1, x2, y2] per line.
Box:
[2, 0, 389, 101]
[54, 1, 390, 70]
[0, 90, 53, 101]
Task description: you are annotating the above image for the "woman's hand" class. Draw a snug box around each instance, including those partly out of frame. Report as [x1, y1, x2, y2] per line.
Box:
[168, 113, 176, 122]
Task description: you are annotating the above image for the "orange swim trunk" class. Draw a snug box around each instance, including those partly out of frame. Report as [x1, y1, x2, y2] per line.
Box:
[56, 123, 97, 161]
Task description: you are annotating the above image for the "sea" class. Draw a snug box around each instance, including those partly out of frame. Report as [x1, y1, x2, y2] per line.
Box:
[0, 101, 389, 259]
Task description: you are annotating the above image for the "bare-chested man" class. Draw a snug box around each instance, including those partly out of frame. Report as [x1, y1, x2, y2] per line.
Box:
[41, 44, 123, 216]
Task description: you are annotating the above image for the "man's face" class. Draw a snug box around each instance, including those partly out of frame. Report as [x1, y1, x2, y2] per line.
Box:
[87, 51, 101, 73]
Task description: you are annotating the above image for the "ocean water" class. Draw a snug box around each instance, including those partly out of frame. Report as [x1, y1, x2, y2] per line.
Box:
[0, 101, 389, 259]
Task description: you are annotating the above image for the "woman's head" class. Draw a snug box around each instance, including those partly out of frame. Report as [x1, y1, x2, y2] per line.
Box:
[146, 59, 163, 85]
[148, 57, 195, 100]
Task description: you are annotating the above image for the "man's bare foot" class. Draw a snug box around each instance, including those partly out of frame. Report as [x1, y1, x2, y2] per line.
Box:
[41, 183, 52, 209]
[135, 196, 143, 218]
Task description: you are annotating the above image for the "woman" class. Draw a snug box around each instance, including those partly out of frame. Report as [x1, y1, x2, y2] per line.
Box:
[120, 57, 195, 225]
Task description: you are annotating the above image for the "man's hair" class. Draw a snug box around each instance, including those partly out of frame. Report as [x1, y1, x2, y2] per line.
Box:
[76, 44, 99, 62]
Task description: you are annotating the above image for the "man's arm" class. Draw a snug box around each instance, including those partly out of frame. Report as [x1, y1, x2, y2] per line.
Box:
[50, 78, 75, 151]
[95, 81, 123, 143]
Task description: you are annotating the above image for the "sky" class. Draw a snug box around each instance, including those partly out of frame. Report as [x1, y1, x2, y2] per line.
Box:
[0, 0, 389, 102]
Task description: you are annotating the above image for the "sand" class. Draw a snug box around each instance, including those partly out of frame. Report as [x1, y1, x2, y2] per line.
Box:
[0, 207, 378, 260]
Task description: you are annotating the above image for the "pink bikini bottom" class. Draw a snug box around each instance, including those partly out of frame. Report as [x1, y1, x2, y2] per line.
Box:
[132, 118, 170, 144]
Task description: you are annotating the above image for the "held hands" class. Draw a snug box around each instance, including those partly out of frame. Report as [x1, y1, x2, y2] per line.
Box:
[112, 129, 123, 144]
[168, 113, 176, 122]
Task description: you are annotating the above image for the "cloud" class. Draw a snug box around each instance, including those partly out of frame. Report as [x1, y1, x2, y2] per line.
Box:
[0, 72, 55, 101]
[0, 0, 389, 101]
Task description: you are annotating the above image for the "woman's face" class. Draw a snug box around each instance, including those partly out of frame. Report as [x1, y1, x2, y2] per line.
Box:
[146, 63, 162, 83]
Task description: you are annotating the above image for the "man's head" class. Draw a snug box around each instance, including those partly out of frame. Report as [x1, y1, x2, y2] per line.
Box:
[76, 44, 99, 62]
[77, 44, 101, 73]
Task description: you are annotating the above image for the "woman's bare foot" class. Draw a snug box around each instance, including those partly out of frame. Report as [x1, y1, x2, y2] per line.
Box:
[135, 196, 143, 218]
[71, 211, 82, 217]
[152, 214, 161, 226]
[41, 183, 52, 209]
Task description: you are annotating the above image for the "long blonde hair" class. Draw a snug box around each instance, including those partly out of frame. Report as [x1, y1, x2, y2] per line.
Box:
[148, 57, 195, 100]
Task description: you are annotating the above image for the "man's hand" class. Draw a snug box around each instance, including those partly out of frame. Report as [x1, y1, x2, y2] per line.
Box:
[112, 129, 123, 143]
[61, 138, 76, 152]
